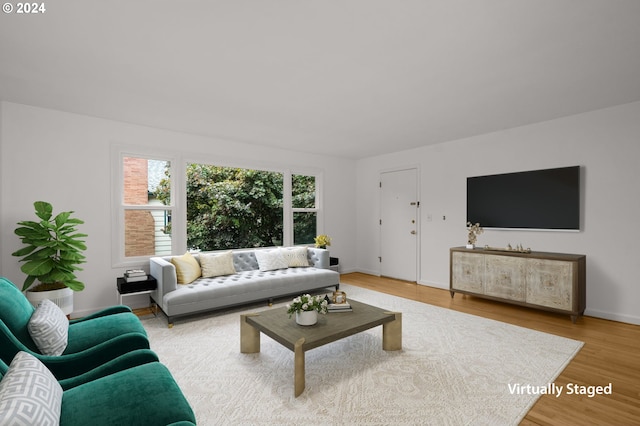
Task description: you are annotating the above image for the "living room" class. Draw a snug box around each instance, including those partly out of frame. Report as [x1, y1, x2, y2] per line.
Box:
[1, 1, 639, 424]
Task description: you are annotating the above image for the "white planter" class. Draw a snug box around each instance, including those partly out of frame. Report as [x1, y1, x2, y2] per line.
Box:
[295, 310, 318, 326]
[26, 287, 74, 315]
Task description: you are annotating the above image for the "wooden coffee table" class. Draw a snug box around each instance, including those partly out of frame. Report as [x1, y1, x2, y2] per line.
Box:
[240, 299, 402, 397]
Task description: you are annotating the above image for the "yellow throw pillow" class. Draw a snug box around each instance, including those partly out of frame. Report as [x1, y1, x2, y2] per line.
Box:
[171, 252, 202, 284]
[200, 251, 236, 278]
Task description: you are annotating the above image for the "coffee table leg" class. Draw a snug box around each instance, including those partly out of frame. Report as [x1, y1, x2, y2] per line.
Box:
[240, 314, 260, 353]
[382, 312, 402, 351]
[294, 337, 306, 397]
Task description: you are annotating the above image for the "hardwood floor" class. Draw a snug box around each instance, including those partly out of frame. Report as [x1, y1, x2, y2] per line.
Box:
[341, 272, 640, 426]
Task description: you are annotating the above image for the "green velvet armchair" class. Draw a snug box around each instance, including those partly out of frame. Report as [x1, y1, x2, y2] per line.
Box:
[0, 353, 196, 426]
[0, 277, 154, 380]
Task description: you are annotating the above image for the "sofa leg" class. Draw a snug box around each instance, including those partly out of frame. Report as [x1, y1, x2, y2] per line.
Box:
[268, 298, 273, 307]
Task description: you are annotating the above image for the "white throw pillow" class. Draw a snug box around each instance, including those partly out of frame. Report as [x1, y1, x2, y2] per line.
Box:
[0, 351, 63, 426]
[200, 251, 237, 278]
[28, 299, 69, 356]
[254, 249, 288, 272]
[280, 247, 309, 267]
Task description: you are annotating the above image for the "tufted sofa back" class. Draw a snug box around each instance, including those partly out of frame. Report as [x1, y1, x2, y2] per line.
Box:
[230, 250, 260, 271]
[157, 247, 329, 272]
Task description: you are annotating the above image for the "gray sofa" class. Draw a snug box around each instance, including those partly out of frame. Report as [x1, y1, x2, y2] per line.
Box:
[150, 247, 340, 327]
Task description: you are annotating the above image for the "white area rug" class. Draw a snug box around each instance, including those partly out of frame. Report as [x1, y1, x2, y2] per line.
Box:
[141, 284, 583, 425]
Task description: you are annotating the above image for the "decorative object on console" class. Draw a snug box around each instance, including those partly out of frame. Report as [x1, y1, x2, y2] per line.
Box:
[483, 244, 532, 254]
[466, 222, 483, 249]
[314, 234, 331, 249]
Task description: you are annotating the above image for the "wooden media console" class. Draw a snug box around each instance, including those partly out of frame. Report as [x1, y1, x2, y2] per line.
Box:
[450, 247, 586, 322]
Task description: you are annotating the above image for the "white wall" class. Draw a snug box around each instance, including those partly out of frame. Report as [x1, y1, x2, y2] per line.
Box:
[0, 102, 357, 316]
[356, 101, 640, 325]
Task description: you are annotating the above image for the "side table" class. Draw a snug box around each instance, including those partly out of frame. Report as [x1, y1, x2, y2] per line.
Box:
[116, 276, 157, 306]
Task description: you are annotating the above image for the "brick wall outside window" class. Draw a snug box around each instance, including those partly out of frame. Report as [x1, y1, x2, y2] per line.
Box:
[123, 157, 155, 256]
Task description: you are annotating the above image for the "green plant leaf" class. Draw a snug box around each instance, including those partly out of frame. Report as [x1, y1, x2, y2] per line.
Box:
[11, 245, 37, 257]
[22, 247, 57, 261]
[65, 280, 85, 291]
[14, 226, 46, 238]
[22, 275, 37, 291]
[63, 218, 84, 225]
[34, 201, 53, 221]
[54, 211, 71, 228]
[64, 240, 88, 251]
[21, 258, 55, 276]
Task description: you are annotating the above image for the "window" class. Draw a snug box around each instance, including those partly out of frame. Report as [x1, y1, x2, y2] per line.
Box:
[185, 164, 284, 251]
[114, 147, 322, 264]
[292, 174, 318, 245]
[118, 155, 174, 262]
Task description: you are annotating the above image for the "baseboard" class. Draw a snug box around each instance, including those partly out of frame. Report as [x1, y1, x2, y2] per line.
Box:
[417, 280, 447, 290]
[348, 268, 380, 276]
[584, 308, 640, 326]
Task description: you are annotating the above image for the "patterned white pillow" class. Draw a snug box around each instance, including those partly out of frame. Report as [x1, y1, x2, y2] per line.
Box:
[28, 299, 69, 356]
[254, 249, 288, 272]
[0, 351, 63, 426]
[280, 247, 310, 267]
[200, 251, 237, 278]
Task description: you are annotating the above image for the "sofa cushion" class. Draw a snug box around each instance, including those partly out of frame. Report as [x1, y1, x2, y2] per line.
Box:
[200, 251, 237, 278]
[171, 252, 202, 284]
[280, 247, 310, 267]
[254, 249, 288, 272]
[0, 351, 63, 425]
[28, 299, 69, 356]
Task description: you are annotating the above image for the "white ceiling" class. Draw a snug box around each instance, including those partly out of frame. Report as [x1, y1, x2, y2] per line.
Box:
[2, 1, 640, 159]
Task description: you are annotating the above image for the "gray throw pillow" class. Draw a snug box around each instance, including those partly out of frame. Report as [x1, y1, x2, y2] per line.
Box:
[27, 299, 69, 356]
[0, 351, 63, 425]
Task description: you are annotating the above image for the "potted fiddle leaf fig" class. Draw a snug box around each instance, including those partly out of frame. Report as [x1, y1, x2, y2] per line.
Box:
[12, 201, 87, 314]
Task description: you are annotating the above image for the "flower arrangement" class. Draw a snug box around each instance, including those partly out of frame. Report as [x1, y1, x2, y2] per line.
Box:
[286, 294, 328, 318]
[314, 234, 331, 248]
[466, 222, 484, 245]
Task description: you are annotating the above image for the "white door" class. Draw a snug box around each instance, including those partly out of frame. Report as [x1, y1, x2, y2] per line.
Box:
[380, 168, 418, 282]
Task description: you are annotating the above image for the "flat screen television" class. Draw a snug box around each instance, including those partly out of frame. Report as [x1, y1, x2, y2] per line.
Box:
[467, 166, 580, 231]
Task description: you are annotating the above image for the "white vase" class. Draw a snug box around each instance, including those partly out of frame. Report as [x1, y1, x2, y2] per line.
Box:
[26, 287, 74, 316]
[295, 310, 318, 326]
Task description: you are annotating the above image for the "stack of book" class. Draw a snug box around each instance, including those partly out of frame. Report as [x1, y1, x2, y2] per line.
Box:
[124, 269, 148, 283]
[327, 302, 352, 313]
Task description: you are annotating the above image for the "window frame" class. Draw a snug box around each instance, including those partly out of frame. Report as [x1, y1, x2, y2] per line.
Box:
[113, 145, 324, 266]
[290, 172, 321, 245]
[112, 146, 182, 267]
